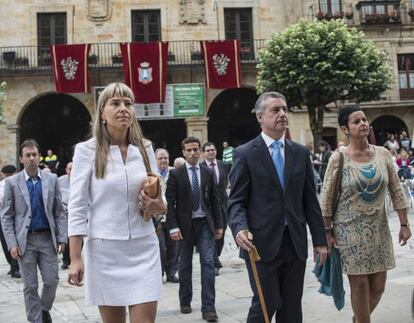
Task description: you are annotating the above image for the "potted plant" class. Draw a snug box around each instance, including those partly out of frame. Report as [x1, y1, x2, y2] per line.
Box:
[333, 11, 344, 19]
[88, 54, 99, 65]
[167, 51, 176, 62]
[112, 54, 122, 64]
[39, 52, 51, 66]
[408, 8, 414, 18]
[240, 47, 252, 60]
[191, 51, 203, 61]
[2, 51, 15, 64]
[316, 11, 325, 20]
[345, 11, 353, 19]
[14, 56, 29, 67]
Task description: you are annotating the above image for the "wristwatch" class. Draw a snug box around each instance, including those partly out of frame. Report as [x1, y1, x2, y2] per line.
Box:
[401, 223, 410, 228]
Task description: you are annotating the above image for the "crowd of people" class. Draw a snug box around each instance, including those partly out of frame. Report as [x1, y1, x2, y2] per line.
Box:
[0, 82, 412, 323]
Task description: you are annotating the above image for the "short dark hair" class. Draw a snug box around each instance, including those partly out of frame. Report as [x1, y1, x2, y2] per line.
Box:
[19, 139, 40, 157]
[1, 164, 16, 174]
[182, 136, 201, 150]
[202, 142, 216, 152]
[338, 104, 363, 128]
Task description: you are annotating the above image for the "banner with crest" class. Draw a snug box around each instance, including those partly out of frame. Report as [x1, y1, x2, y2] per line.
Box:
[201, 40, 242, 89]
[120, 42, 169, 103]
[50, 44, 91, 93]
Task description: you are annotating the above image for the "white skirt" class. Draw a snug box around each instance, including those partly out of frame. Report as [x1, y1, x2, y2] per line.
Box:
[83, 233, 162, 306]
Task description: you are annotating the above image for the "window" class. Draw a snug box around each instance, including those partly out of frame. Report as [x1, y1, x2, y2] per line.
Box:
[319, 0, 342, 15]
[398, 54, 414, 99]
[224, 8, 253, 60]
[37, 13, 67, 65]
[131, 10, 161, 42]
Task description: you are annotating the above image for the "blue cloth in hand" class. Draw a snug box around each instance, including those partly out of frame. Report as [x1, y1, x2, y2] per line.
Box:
[313, 247, 345, 311]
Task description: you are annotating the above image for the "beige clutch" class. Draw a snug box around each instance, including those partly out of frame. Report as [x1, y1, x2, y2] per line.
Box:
[142, 172, 161, 221]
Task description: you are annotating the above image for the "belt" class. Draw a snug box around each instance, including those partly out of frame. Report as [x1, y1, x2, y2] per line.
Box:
[192, 217, 207, 222]
[27, 228, 50, 234]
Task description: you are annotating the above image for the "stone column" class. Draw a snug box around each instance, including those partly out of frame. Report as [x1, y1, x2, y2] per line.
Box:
[185, 116, 209, 143]
[4, 124, 19, 168]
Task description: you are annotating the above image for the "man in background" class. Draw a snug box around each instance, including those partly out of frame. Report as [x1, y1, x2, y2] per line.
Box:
[58, 162, 72, 270]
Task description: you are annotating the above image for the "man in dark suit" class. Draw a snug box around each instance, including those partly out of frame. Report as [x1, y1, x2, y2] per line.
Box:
[201, 142, 228, 276]
[166, 136, 223, 322]
[228, 92, 328, 323]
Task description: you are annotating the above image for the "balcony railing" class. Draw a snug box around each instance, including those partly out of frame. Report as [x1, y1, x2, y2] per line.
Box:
[356, 0, 401, 25]
[309, 1, 354, 21]
[0, 40, 267, 71]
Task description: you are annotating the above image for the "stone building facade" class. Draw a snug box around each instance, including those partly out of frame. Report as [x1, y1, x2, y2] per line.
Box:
[0, 0, 414, 168]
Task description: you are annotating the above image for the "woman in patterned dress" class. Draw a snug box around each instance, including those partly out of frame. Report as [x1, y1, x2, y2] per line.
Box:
[321, 104, 412, 323]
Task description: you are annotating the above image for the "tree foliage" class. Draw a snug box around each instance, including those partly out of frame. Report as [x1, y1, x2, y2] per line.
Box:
[256, 19, 391, 145]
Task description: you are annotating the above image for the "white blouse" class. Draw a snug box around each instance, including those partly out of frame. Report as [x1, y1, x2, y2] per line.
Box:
[68, 138, 158, 240]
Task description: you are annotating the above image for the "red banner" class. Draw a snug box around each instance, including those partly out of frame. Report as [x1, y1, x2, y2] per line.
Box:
[50, 44, 91, 93]
[120, 42, 168, 103]
[201, 40, 242, 89]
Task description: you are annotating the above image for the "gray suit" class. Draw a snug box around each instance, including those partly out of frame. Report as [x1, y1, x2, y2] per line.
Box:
[0, 170, 67, 323]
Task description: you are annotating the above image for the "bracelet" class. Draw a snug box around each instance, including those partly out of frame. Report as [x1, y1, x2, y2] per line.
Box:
[401, 223, 410, 228]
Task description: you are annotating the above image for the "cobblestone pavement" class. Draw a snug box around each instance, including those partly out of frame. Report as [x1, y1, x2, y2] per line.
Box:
[0, 212, 413, 323]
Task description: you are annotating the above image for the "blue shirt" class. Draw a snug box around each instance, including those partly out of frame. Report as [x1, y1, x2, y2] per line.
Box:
[24, 170, 49, 231]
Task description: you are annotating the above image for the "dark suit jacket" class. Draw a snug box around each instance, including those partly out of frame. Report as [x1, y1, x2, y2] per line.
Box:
[227, 135, 326, 262]
[201, 159, 228, 227]
[166, 164, 223, 239]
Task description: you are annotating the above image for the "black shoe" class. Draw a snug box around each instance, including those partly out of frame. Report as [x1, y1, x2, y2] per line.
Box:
[11, 271, 21, 278]
[202, 311, 218, 322]
[42, 310, 52, 323]
[214, 268, 219, 276]
[7, 269, 11, 275]
[216, 260, 223, 268]
[166, 275, 179, 283]
[180, 304, 192, 314]
[61, 263, 69, 270]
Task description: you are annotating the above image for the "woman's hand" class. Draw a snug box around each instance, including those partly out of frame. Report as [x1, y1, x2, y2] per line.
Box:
[326, 230, 336, 255]
[68, 258, 84, 286]
[399, 226, 412, 246]
[139, 189, 167, 216]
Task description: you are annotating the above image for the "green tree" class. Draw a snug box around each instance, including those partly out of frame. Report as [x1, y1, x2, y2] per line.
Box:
[0, 81, 6, 125]
[256, 19, 390, 146]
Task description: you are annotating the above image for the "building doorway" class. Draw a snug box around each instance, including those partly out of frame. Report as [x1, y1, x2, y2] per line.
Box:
[139, 118, 186, 162]
[370, 115, 407, 146]
[19, 93, 91, 175]
[207, 88, 259, 158]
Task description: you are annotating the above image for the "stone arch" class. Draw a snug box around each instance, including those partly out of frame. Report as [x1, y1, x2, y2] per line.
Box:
[371, 115, 407, 146]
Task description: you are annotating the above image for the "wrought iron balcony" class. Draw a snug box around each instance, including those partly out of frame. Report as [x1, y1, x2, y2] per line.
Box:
[309, 1, 354, 21]
[356, 0, 401, 25]
[0, 40, 266, 72]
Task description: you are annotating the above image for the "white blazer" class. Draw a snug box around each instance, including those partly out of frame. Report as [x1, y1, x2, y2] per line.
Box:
[68, 138, 158, 240]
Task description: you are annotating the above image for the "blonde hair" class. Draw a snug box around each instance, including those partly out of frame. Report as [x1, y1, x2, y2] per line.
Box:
[93, 82, 150, 178]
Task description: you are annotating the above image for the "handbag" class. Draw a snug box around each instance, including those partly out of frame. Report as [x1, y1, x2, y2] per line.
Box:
[138, 142, 162, 221]
[332, 152, 344, 217]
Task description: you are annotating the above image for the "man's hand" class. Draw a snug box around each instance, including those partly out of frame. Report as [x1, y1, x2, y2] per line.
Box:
[314, 246, 328, 266]
[58, 243, 65, 254]
[215, 229, 223, 240]
[170, 231, 183, 241]
[10, 246, 22, 260]
[235, 230, 253, 252]
[399, 227, 412, 246]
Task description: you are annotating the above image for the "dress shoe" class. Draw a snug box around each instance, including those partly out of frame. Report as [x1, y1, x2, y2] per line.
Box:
[202, 311, 218, 322]
[42, 310, 52, 323]
[214, 268, 219, 276]
[180, 304, 192, 314]
[166, 275, 179, 283]
[61, 263, 69, 270]
[11, 271, 21, 278]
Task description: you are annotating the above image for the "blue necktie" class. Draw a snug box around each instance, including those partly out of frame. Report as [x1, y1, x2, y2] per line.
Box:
[190, 167, 200, 211]
[271, 141, 285, 189]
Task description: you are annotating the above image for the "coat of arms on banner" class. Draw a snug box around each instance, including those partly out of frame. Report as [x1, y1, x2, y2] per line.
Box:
[212, 53, 230, 75]
[138, 62, 153, 85]
[61, 57, 79, 80]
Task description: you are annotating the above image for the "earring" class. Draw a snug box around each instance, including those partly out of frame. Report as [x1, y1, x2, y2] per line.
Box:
[102, 119, 107, 125]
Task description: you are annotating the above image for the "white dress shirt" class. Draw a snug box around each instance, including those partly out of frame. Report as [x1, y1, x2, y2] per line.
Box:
[205, 159, 220, 183]
[261, 132, 286, 160]
[185, 161, 206, 219]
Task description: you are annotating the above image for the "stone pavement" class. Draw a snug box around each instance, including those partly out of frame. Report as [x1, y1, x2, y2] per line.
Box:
[0, 212, 413, 323]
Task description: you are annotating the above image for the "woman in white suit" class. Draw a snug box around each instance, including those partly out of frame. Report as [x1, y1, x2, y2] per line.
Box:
[68, 82, 166, 323]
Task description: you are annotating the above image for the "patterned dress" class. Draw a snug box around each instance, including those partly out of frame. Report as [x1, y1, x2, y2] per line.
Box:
[321, 146, 409, 275]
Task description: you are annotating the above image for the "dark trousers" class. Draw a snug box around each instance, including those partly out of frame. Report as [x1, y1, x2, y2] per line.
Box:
[179, 218, 216, 313]
[62, 239, 70, 266]
[246, 228, 306, 323]
[0, 222, 19, 273]
[214, 229, 225, 268]
[158, 222, 179, 278]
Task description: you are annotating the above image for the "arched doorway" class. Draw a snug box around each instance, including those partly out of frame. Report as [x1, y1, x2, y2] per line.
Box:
[19, 93, 91, 175]
[140, 119, 186, 162]
[322, 127, 337, 150]
[371, 115, 407, 146]
[208, 88, 259, 157]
